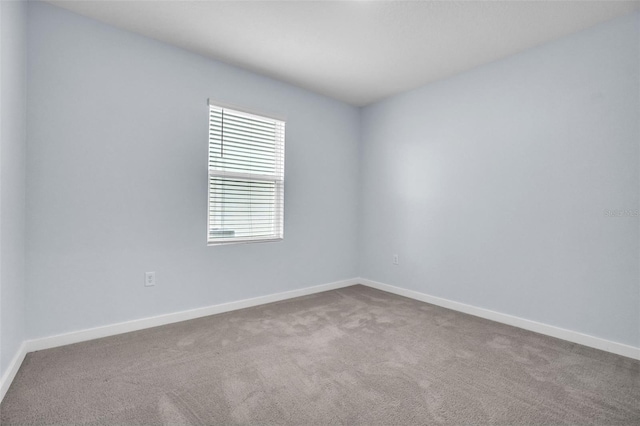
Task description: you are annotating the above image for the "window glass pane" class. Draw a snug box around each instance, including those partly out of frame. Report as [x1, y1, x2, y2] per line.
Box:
[209, 177, 277, 239]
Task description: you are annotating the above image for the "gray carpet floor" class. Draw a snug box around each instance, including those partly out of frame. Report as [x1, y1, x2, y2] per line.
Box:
[1, 285, 639, 425]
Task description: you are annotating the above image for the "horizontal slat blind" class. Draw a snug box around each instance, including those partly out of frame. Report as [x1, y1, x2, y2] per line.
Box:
[208, 103, 285, 245]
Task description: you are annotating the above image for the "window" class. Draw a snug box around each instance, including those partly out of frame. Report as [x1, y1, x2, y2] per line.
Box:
[207, 101, 285, 245]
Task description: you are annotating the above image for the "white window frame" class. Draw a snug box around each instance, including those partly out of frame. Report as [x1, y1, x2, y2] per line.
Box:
[207, 100, 285, 246]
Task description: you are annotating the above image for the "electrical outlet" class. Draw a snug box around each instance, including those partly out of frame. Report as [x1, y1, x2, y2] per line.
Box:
[393, 254, 399, 265]
[145, 271, 156, 287]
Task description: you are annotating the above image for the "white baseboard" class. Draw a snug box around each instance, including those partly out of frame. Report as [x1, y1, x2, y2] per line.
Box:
[4, 275, 637, 405]
[359, 278, 640, 361]
[26, 277, 359, 353]
[0, 341, 27, 403]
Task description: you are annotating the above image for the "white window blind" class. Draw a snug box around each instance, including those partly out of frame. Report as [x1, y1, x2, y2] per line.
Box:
[208, 101, 285, 245]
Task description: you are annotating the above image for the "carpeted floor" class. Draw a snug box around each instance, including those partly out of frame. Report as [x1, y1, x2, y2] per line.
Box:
[1, 285, 639, 425]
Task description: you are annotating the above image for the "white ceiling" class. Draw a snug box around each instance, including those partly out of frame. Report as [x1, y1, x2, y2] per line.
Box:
[46, 0, 640, 106]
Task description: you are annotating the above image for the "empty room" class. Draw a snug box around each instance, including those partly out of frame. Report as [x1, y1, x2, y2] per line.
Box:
[1, 0, 639, 424]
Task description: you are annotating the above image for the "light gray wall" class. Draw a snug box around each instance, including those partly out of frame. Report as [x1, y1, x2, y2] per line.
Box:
[360, 13, 640, 347]
[1, 0, 28, 376]
[26, 2, 360, 339]
[22, 2, 640, 351]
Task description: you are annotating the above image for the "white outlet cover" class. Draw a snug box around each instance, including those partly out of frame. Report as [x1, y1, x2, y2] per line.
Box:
[145, 272, 156, 287]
